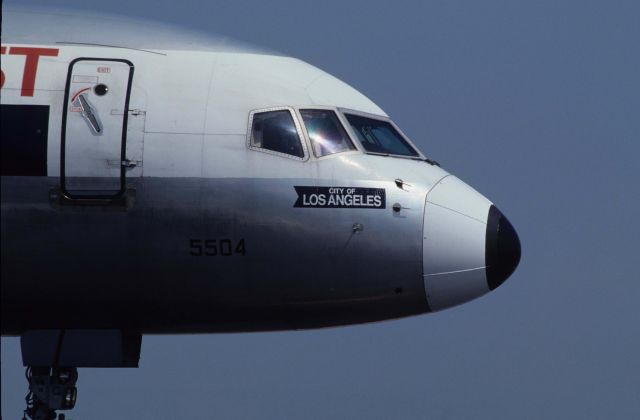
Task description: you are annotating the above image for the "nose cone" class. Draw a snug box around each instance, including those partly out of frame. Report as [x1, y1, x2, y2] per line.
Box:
[423, 176, 521, 311]
[485, 206, 521, 290]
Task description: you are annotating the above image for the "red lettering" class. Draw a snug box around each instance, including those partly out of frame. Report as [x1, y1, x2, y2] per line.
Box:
[9, 47, 59, 96]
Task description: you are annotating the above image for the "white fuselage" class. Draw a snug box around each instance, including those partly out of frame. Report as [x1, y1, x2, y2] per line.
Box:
[1, 7, 520, 335]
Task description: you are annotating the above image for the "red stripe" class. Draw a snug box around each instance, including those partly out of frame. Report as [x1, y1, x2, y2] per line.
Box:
[71, 87, 91, 103]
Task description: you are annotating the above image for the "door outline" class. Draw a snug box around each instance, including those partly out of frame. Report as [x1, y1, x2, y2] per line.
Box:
[60, 57, 134, 199]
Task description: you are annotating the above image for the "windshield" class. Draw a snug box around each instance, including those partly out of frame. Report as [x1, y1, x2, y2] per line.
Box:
[300, 109, 355, 157]
[344, 114, 419, 157]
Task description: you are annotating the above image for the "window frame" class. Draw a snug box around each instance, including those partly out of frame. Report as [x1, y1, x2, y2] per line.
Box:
[247, 106, 309, 161]
[337, 107, 426, 160]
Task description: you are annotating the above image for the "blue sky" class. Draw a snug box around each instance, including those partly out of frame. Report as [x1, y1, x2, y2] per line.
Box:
[2, 1, 639, 419]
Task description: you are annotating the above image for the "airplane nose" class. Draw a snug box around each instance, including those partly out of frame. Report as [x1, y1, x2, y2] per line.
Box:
[423, 176, 521, 311]
[485, 205, 521, 290]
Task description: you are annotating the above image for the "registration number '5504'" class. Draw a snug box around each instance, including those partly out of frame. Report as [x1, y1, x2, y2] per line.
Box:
[189, 239, 246, 256]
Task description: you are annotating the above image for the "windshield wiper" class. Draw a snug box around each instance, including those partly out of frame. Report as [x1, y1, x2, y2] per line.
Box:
[409, 156, 440, 166]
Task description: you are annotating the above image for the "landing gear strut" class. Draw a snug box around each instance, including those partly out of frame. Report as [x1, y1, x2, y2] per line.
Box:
[19, 329, 141, 418]
[23, 367, 78, 420]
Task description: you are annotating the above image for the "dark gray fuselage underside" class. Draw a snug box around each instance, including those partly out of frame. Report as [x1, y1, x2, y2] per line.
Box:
[1, 176, 428, 334]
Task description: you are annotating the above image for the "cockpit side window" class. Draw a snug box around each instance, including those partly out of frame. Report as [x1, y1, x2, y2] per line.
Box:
[250, 110, 305, 158]
[300, 109, 355, 158]
[344, 114, 419, 157]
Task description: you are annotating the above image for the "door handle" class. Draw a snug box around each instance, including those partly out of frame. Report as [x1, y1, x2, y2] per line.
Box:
[77, 93, 103, 135]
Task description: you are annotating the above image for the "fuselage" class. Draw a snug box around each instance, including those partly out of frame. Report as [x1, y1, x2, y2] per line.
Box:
[0, 7, 521, 335]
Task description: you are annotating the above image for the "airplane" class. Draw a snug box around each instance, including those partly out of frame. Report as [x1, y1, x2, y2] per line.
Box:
[0, 5, 521, 419]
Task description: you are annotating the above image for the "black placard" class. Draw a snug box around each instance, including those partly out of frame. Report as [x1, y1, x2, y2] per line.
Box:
[294, 186, 386, 209]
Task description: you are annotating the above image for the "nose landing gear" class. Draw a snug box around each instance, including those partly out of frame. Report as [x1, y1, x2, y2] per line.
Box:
[19, 330, 142, 419]
[23, 367, 78, 420]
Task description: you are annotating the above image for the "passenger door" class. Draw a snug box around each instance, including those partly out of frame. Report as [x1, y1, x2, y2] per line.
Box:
[61, 58, 134, 198]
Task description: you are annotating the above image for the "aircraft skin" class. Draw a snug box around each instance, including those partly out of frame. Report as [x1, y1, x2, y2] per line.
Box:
[0, 7, 521, 336]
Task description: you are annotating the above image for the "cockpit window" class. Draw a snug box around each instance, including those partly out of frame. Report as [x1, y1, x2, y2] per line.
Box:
[300, 109, 355, 158]
[344, 114, 419, 157]
[250, 110, 305, 158]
